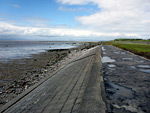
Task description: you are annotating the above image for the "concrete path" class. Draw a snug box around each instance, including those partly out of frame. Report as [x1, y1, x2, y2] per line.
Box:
[0, 46, 106, 113]
[102, 45, 150, 113]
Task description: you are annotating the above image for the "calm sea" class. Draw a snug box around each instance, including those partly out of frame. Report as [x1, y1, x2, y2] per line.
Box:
[0, 41, 80, 62]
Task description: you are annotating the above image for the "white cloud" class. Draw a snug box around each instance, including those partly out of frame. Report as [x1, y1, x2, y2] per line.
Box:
[0, 22, 105, 37]
[1, 0, 149, 40]
[57, 0, 100, 6]
[0, 0, 150, 40]
[58, 0, 150, 34]
[0, 21, 148, 41]
[59, 6, 94, 12]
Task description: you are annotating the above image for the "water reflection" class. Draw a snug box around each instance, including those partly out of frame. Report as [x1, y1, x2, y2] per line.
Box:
[102, 56, 116, 63]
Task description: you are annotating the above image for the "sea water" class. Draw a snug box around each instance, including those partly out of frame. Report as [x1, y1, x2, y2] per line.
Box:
[0, 41, 80, 62]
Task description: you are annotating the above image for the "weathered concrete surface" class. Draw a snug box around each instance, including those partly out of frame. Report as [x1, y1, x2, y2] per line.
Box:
[101, 45, 150, 113]
[0, 46, 107, 113]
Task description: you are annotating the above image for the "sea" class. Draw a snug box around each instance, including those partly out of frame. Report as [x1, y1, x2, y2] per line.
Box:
[0, 41, 80, 63]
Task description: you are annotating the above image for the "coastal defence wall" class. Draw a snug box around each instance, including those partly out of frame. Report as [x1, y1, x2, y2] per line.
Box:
[0, 46, 107, 113]
[78, 46, 107, 113]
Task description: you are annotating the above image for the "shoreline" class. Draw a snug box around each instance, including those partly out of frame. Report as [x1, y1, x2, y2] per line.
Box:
[0, 43, 99, 108]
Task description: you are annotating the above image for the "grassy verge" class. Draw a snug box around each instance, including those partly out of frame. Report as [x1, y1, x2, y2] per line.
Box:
[113, 43, 150, 52]
[103, 41, 150, 59]
[114, 38, 150, 42]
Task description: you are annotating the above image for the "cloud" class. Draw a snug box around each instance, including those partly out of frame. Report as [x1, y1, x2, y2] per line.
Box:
[0, 22, 104, 37]
[59, 6, 94, 13]
[57, 0, 150, 34]
[0, 21, 148, 41]
[1, 0, 149, 41]
[0, 0, 149, 41]
[12, 4, 21, 8]
[57, 0, 100, 6]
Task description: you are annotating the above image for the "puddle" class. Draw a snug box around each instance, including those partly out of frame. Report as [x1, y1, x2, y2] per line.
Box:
[111, 83, 134, 99]
[113, 51, 126, 54]
[114, 52, 120, 54]
[105, 81, 134, 99]
[139, 69, 150, 73]
[112, 104, 143, 113]
[105, 81, 145, 113]
[136, 60, 144, 63]
[136, 65, 150, 73]
[128, 65, 150, 73]
[102, 56, 116, 63]
[137, 65, 150, 68]
[101, 46, 106, 51]
[121, 52, 126, 54]
[130, 66, 136, 69]
[103, 52, 106, 54]
[108, 68, 116, 71]
[122, 58, 133, 61]
[108, 64, 116, 68]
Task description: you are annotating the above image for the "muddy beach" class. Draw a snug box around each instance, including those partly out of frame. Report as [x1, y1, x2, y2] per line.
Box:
[0, 49, 69, 107]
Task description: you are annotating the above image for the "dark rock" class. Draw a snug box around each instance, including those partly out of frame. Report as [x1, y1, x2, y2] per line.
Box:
[46, 64, 50, 66]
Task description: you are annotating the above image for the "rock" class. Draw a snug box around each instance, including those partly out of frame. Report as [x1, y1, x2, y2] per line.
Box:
[15, 88, 22, 94]
[0, 99, 6, 105]
[40, 71, 43, 74]
[107, 90, 115, 95]
[44, 69, 47, 72]
[33, 70, 37, 73]
[46, 64, 50, 66]
[25, 85, 28, 90]
[35, 75, 39, 78]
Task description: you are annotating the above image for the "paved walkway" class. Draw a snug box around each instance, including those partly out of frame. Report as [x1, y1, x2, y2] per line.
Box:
[102, 45, 150, 113]
[0, 46, 106, 113]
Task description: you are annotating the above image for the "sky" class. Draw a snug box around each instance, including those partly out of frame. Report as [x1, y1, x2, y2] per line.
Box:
[0, 0, 150, 41]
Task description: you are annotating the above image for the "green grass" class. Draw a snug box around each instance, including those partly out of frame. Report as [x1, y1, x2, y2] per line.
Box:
[113, 43, 150, 52]
[104, 41, 150, 52]
[114, 38, 150, 42]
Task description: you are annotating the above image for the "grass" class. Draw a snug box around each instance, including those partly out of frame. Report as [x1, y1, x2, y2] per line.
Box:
[103, 41, 150, 59]
[114, 38, 150, 42]
[112, 43, 150, 52]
